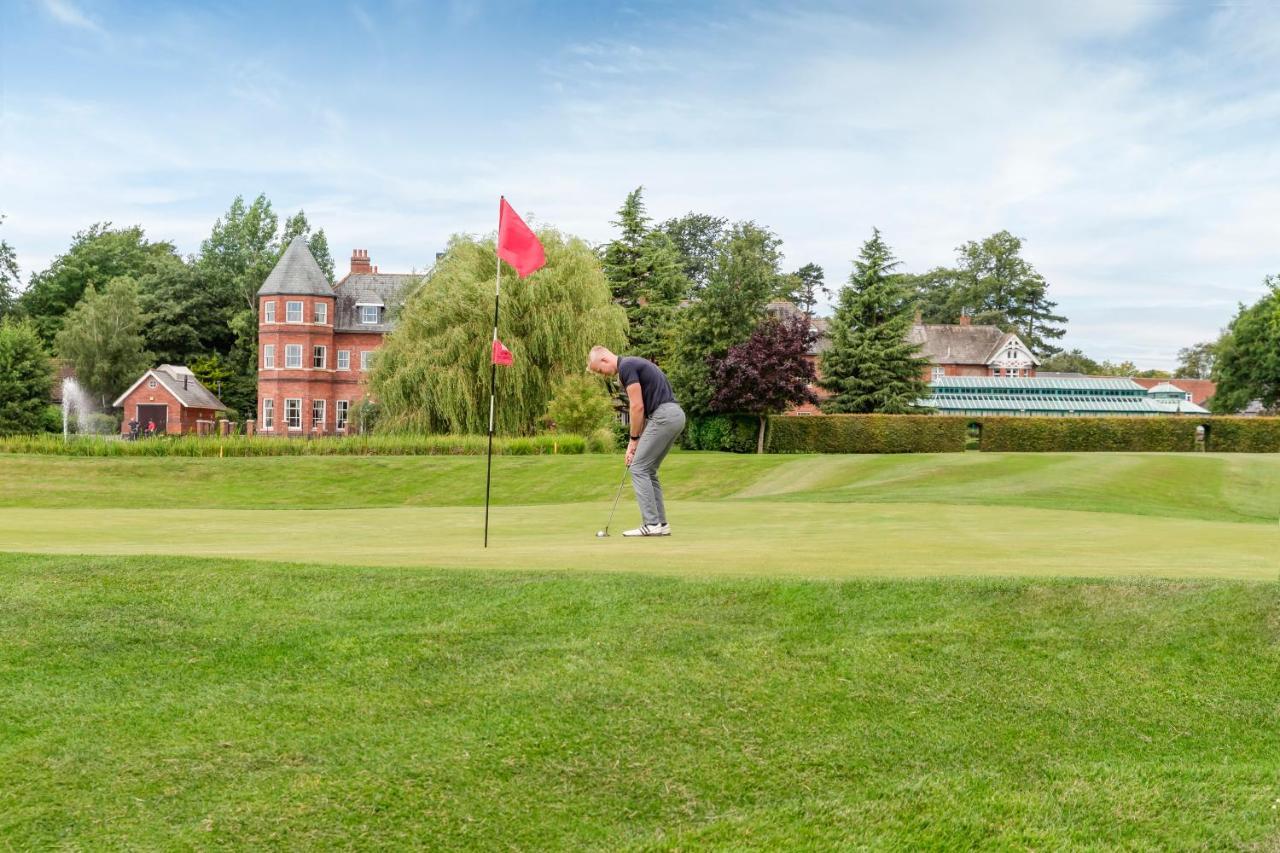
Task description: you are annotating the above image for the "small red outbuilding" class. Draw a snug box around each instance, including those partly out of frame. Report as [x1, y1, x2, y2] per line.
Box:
[113, 364, 229, 436]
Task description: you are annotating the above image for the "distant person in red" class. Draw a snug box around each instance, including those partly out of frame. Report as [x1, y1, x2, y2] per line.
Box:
[146, 419, 156, 436]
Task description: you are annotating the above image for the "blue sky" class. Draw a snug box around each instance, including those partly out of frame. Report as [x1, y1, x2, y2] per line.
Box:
[3, 0, 1279, 368]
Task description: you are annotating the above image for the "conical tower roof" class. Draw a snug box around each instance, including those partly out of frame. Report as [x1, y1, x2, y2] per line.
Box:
[257, 236, 332, 297]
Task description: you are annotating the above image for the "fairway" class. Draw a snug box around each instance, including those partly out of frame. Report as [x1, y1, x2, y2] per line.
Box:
[0, 451, 1278, 579]
[1, 451, 1279, 848]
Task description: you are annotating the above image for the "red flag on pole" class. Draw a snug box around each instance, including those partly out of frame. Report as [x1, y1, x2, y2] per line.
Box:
[491, 338, 513, 366]
[497, 197, 546, 278]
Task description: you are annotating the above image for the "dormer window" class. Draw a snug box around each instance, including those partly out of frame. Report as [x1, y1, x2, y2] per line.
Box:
[359, 305, 380, 324]
[286, 301, 303, 323]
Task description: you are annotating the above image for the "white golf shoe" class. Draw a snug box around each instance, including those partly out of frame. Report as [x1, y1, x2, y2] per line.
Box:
[622, 523, 670, 537]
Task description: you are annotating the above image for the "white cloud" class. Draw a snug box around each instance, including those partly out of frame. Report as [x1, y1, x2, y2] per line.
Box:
[41, 0, 103, 34]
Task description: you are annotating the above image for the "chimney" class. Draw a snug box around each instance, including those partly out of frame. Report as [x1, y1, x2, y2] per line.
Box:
[959, 313, 972, 327]
[350, 249, 372, 276]
[183, 375, 189, 390]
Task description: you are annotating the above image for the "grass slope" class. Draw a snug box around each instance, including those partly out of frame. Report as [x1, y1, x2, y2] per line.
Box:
[1, 451, 1277, 524]
[1, 553, 1277, 849]
[0, 452, 1276, 579]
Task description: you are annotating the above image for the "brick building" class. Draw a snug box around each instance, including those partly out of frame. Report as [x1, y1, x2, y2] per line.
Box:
[256, 238, 415, 436]
[113, 364, 228, 434]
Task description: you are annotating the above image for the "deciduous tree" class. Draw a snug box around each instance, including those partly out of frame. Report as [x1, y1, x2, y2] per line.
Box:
[668, 222, 782, 415]
[1211, 279, 1280, 413]
[709, 313, 817, 452]
[0, 215, 20, 322]
[55, 277, 150, 409]
[372, 230, 626, 434]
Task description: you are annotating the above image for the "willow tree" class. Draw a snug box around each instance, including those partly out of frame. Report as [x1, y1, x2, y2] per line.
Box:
[373, 229, 627, 434]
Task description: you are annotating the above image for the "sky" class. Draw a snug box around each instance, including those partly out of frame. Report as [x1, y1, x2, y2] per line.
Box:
[3, 0, 1280, 369]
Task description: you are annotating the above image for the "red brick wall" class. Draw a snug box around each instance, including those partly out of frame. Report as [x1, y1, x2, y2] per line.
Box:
[117, 384, 220, 435]
[257, 295, 384, 435]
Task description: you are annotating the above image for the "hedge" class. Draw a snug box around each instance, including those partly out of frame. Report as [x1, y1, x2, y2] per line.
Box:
[976, 417, 1198, 452]
[766, 415, 969, 454]
[0, 431, 616, 458]
[1205, 417, 1280, 452]
[682, 414, 759, 453]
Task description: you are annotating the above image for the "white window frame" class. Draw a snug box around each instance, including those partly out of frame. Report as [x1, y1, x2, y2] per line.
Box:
[313, 302, 328, 325]
[286, 301, 303, 323]
[336, 400, 349, 431]
[312, 399, 326, 431]
[360, 350, 372, 372]
[285, 398, 302, 430]
[262, 398, 274, 431]
[931, 366, 944, 381]
[313, 345, 327, 369]
[147, 377, 158, 388]
[359, 305, 379, 324]
[337, 350, 350, 371]
[263, 344, 275, 369]
[263, 301, 276, 323]
[285, 344, 303, 369]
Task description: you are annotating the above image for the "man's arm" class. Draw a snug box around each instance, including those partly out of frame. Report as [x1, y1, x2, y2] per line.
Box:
[626, 383, 645, 461]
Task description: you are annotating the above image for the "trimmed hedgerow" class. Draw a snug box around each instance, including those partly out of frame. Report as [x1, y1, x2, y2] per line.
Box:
[0, 433, 599, 458]
[766, 415, 969, 454]
[977, 417, 1198, 452]
[1205, 417, 1280, 453]
[682, 415, 759, 453]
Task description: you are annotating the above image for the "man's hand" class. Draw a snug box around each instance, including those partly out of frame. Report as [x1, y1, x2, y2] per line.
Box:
[625, 439, 637, 466]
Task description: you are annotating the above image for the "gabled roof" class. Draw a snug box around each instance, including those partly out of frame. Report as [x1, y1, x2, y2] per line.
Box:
[333, 272, 418, 332]
[112, 364, 229, 411]
[257, 236, 333, 297]
[908, 323, 1026, 365]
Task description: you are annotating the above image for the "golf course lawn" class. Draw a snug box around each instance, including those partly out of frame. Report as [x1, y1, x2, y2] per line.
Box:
[0, 451, 1278, 847]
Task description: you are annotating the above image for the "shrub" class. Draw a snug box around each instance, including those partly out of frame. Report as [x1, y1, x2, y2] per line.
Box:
[977, 417, 1197, 452]
[0, 433, 606, 458]
[545, 373, 616, 435]
[682, 414, 758, 453]
[40, 405, 63, 434]
[766, 414, 968, 454]
[587, 427, 618, 454]
[1205, 417, 1280, 452]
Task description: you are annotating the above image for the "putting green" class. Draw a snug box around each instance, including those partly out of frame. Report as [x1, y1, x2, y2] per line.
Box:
[1, 500, 1275, 579]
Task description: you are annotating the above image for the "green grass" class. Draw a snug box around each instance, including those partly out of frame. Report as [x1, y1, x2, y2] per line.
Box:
[1, 453, 1278, 847]
[1, 554, 1277, 848]
[0, 452, 1276, 579]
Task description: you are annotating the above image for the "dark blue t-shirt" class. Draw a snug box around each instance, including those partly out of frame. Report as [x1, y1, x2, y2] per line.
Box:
[617, 356, 677, 419]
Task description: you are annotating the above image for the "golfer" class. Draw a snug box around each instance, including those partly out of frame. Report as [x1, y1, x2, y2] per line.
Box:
[588, 346, 686, 537]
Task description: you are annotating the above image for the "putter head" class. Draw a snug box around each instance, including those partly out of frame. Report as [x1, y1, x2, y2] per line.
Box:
[596, 530, 609, 538]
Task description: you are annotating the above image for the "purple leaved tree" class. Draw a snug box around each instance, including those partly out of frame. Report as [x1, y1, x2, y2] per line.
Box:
[709, 314, 818, 452]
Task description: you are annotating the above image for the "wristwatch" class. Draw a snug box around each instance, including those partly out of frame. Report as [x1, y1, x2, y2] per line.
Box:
[630, 434, 640, 441]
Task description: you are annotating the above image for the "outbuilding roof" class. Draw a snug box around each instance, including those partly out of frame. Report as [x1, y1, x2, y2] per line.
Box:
[256, 236, 333, 297]
[112, 365, 228, 411]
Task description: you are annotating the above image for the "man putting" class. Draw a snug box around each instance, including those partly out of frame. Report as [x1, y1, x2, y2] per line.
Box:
[588, 346, 686, 537]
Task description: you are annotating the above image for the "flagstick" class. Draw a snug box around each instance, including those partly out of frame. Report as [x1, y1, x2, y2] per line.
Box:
[484, 199, 503, 548]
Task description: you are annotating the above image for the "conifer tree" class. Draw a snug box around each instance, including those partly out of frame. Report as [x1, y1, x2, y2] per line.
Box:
[601, 187, 688, 364]
[819, 229, 929, 414]
[0, 317, 54, 435]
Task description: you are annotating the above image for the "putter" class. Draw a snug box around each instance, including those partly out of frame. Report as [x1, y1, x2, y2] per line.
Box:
[596, 463, 630, 537]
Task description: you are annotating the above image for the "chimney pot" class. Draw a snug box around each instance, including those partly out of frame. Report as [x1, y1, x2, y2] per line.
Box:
[959, 314, 972, 327]
[350, 249, 372, 276]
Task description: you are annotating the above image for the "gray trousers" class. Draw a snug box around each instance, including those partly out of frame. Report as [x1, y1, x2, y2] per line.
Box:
[630, 402, 686, 525]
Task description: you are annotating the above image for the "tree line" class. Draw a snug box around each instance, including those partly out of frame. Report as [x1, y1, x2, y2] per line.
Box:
[0, 197, 330, 434]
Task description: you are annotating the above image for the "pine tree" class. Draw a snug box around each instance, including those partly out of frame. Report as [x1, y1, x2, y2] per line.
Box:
[819, 229, 929, 414]
[601, 187, 689, 363]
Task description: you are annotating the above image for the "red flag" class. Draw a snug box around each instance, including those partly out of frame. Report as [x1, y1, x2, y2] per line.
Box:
[497, 197, 546, 278]
[492, 338, 514, 366]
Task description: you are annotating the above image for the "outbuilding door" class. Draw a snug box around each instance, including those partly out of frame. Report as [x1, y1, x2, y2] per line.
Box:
[137, 404, 167, 434]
